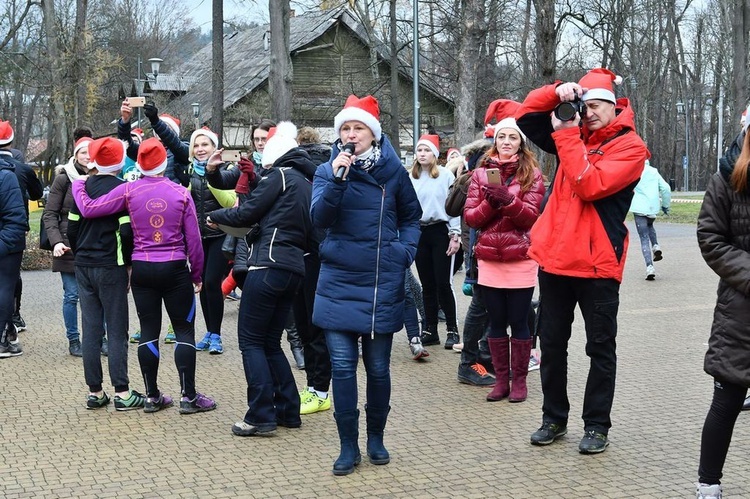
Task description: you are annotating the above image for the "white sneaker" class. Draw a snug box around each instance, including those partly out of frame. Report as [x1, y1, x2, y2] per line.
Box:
[696, 483, 722, 499]
[452, 342, 463, 352]
[646, 264, 656, 281]
[652, 243, 663, 261]
[528, 352, 540, 371]
[409, 337, 429, 360]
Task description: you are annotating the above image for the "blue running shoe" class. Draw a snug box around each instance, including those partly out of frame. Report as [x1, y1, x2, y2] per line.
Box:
[196, 332, 212, 351]
[208, 334, 223, 355]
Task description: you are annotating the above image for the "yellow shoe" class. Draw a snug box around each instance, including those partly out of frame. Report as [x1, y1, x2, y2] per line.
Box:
[300, 392, 331, 415]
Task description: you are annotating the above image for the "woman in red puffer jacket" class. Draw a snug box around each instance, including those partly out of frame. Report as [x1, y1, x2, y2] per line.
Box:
[464, 116, 545, 404]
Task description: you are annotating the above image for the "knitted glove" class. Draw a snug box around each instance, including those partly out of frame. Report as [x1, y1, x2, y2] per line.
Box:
[143, 103, 159, 125]
[483, 184, 514, 207]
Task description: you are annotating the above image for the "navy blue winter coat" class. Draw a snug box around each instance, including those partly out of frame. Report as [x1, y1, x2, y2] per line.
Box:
[0, 158, 27, 257]
[311, 135, 422, 335]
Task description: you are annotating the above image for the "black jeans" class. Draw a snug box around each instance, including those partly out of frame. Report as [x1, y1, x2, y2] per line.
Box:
[459, 285, 488, 369]
[200, 236, 227, 335]
[0, 252, 22, 332]
[538, 271, 619, 434]
[239, 268, 302, 428]
[481, 285, 534, 339]
[698, 378, 747, 485]
[131, 260, 198, 399]
[292, 253, 331, 393]
[415, 223, 460, 331]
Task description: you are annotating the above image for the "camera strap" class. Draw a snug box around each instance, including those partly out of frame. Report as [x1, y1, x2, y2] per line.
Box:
[588, 128, 631, 156]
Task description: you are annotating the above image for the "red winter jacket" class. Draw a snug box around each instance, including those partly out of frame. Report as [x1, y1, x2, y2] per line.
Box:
[515, 82, 649, 282]
[464, 159, 545, 262]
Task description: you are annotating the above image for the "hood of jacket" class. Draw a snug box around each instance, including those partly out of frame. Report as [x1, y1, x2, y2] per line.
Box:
[56, 157, 87, 182]
[270, 147, 317, 180]
[719, 130, 745, 183]
[583, 98, 640, 146]
[298, 143, 332, 166]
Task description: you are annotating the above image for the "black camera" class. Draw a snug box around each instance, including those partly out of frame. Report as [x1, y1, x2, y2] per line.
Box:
[554, 94, 584, 122]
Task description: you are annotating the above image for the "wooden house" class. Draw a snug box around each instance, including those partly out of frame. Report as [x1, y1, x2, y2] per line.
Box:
[164, 6, 454, 151]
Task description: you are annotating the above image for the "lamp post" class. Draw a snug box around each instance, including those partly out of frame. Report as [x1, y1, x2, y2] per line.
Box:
[676, 101, 689, 191]
[192, 102, 201, 131]
[134, 56, 163, 126]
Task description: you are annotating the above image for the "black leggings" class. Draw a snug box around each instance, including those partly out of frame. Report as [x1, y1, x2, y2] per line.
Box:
[480, 285, 534, 339]
[414, 223, 460, 330]
[200, 236, 227, 335]
[131, 260, 198, 399]
[698, 378, 747, 485]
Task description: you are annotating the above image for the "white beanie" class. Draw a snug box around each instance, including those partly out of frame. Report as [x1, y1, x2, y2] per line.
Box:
[189, 127, 219, 160]
[494, 117, 526, 142]
[262, 121, 298, 167]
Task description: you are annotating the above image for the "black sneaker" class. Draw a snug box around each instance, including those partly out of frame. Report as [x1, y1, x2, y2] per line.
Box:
[421, 330, 440, 346]
[578, 430, 609, 454]
[530, 422, 568, 446]
[232, 421, 276, 436]
[12, 313, 26, 332]
[86, 392, 111, 410]
[100, 337, 108, 357]
[457, 363, 496, 386]
[69, 339, 83, 357]
[1, 324, 22, 357]
[445, 331, 459, 350]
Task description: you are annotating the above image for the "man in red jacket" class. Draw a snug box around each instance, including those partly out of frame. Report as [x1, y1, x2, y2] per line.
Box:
[516, 68, 649, 454]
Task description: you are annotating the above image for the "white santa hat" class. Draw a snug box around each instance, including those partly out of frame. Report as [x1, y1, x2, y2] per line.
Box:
[579, 68, 623, 103]
[0, 121, 14, 146]
[88, 137, 127, 174]
[334, 94, 382, 141]
[494, 117, 526, 142]
[416, 134, 440, 158]
[136, 138, 168, 177]
[189, 127, 219, 160]
[262, 121, 298, 167]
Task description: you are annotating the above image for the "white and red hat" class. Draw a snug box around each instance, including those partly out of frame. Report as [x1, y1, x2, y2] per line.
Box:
[189, 127, 219, 160]
[262, 121, 298, 167]
[579, 68, 622, 103]
[130, 128, 144, 143]
[88, 137, 127, 174]
[416, 134, 440, 158]
[160, 114, 181, 137]
[494, 117, 526, 142]
[0, 121, 14, 146]
[136, 137, 168, 177]
[446, 148, 461, 161]
[334, 94, 382, 141]
[73, 137, 93, 156]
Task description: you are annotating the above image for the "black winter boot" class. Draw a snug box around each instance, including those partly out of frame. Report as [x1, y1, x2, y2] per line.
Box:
[365, 405, 391, 465]
[333, 410, 361, 476]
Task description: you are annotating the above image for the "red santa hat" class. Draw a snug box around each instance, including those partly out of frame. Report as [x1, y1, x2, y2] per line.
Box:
[262, 121, 298, 167]
[160, 114, 181, 137]
[484, 99, 521, 126]
[416, 134, 440, 158]
[88, 137, 127, 174]
[334, 95, 382, 141]
[579, 68, 623, 103]
[136, 138, 168, 176]
[73, 137, 94, 156]
[446, 148, 461, 161]
[189, 127, 219, 160]
[0, 121, 14, 146]
[130, 128, 144, 142]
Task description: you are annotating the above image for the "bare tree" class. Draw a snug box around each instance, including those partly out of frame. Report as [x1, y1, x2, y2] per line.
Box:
[212, 0, 225, 142]
[453, 0, 484, 146]
[269, 0, 292, 121]
[389, 0, 399, 149]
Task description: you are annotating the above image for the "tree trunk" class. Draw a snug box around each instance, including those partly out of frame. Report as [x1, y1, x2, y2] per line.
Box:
[732, 0, 750, 116]
[532, 0, 556, 84]
[73, 0, 88, 125]
[388, 0, 400, 150]
[40, 0, 68, 163]
[212, 0, 224, 143]
[269, 0, 293, 121]
[454, 0, 484, 146]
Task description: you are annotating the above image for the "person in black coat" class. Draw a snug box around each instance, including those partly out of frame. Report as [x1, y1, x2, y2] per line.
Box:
[207, 122, 316, 436]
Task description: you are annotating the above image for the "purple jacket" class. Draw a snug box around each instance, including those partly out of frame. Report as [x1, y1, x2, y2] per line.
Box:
[72, 176, 204, 283]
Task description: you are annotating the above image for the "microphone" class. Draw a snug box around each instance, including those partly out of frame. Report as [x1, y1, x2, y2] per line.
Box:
[335, 142, 356, 180]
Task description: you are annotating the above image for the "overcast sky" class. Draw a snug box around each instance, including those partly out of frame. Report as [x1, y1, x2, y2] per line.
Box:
[180, 0, 276, 32]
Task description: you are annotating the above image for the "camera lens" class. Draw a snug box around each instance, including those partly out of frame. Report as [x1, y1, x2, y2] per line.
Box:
[554, 102, 578, 121]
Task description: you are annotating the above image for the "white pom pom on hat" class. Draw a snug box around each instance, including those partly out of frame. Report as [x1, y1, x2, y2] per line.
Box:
[262, 121, 299, 167]
[579, 68, 622, 103]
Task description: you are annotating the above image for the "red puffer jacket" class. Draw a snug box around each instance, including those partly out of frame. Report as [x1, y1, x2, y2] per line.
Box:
[464, 159, 545, 262]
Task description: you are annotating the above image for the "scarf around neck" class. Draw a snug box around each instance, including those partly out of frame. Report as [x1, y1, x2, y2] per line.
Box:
[192, 160, 207, 176]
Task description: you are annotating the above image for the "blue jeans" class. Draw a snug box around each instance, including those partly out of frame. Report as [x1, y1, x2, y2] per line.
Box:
[61, 271, 79, 342]
[238, 268, 302, 428]
[325, 330, 393, 412]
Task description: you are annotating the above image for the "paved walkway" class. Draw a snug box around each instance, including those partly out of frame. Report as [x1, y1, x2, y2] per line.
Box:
[1, 221, 746, 498]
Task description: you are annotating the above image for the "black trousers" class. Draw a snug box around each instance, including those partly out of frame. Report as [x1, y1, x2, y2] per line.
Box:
[0, 252, 22, 332]
[131, 260, 198, 399]
[292, 253, 331, 392]
[414, 223, 460, 331]
[199, 236, 226, 335]
[538, 271, 619, 434]
[698, 378, 747, 485]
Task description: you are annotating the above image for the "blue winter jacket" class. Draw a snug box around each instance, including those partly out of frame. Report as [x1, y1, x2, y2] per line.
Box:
[311, 135, 422, 335]
[0, 158, 27, 257]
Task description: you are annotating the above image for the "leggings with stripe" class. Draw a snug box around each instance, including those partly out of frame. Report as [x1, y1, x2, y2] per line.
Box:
[131, 260, 198, 399]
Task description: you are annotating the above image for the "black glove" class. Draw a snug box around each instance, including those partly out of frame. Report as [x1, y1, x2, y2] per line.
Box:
[483, 184, 514, 208]
[143, 103, 159, 125]
[661, 206, 670, 215]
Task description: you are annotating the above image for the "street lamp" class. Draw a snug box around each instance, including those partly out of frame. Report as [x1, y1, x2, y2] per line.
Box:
[134, 56, 163, 126]
[192, 102, 201, 131]
[676, 101, 689, 191]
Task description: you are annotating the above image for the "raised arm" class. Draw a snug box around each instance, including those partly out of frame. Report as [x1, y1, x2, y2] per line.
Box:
[72, 179, 128, 218]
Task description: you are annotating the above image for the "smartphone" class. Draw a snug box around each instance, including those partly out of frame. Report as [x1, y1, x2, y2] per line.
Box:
[128, 97, 146, 108]
[221, 150, 242, 162]
[486, 168, 501, 184]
